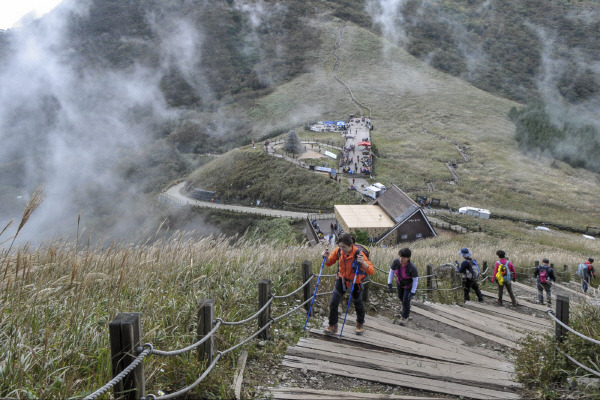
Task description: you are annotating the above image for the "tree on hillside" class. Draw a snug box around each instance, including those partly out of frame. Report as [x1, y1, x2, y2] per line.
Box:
[285, 130, 302, 155]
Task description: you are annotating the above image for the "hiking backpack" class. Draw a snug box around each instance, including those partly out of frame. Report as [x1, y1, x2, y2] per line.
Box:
[466, 259, 480, 280]
[577, 263, 585, 278]
[499, 261, 512, 283]
[539, 267, 549, 284]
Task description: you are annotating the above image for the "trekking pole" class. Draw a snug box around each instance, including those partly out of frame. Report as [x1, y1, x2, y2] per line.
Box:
[339, 260, 360, 338]
[303, 256, 326, 331]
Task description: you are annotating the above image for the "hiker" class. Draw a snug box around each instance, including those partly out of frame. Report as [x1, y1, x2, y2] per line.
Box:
[579, 258, 596, 293]
[534, 258, 556, 305]
[322, 233, 374, 335]
[387, 248, 419, 326]
[457, 248, 484, 302]
[491, 250, 518, 306]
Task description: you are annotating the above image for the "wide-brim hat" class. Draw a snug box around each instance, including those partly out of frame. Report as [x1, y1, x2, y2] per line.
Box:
[458, 247, 472, 257]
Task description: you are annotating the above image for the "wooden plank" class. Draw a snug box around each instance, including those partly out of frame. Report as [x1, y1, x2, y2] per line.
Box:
[410, 305, 514, 347]
[268, 387, 448, 399]
[479, 289, 551, 313]
[232, 350, 248, 400]
[463, 301, 551, 329]
[293, 338, 515, 382]
[512, 281, 556, 300]
[309, 327, 512, 372]
[423, 303, 526, 341]
[552, 282, 592, 299]
[282, 355, 520, 399]
[288, 339, 518, 389]
[342, 315, 511, 364]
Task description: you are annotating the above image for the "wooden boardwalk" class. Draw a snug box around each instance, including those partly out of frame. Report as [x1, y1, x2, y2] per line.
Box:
[269, 300, 554, 399]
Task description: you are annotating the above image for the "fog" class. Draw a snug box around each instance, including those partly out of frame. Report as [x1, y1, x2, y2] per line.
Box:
[366, 0, 600, 172]
[0, 0, 193, 243]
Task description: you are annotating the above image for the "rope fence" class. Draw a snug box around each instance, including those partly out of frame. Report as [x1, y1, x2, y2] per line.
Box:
[538, 297, 600, 382]
[84, 258, 594, 399]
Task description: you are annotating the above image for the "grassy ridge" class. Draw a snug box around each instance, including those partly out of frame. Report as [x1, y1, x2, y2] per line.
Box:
[187, 147, 361, 208]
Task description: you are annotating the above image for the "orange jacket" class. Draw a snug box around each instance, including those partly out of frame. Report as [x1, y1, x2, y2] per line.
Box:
[326, 245, 374, 284]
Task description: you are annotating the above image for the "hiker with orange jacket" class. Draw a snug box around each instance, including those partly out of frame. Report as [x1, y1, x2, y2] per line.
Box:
[322, 233, 374, 335]
[491, 250, 518, 306]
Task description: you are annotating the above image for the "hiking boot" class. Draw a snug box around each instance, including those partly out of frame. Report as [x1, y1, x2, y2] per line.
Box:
[496, 299, 503, 306]
[323, 324, 338, 335]
[355, 322, 364, 335]
[399, 317, 407, 326]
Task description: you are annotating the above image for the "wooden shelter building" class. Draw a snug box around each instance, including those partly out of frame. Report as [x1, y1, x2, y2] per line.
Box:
[334, 185, 436, 245]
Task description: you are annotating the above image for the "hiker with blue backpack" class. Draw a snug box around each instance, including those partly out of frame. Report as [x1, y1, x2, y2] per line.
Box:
[491, 250, 518, 306]
[577, 258, 596, 293]
[534, 258, 556, 305]
[457, 248, 484, 303]
[387, 248, 419, 326]
[322, 233, 374, 336]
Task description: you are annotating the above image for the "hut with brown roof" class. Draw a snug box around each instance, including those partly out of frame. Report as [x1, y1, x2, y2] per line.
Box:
[334, 185, 436, 245]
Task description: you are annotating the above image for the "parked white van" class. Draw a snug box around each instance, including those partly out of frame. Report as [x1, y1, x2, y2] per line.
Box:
[458, 206, 490, 219]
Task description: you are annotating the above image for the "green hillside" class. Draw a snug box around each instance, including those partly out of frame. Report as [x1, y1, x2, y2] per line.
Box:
[188, 19, 600, 231]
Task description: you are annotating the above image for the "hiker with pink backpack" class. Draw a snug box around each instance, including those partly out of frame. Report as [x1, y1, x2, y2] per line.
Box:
[534, 258, 556, 306]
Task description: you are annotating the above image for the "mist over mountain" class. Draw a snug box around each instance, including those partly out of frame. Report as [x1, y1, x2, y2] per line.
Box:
[1, 0, 599, 242]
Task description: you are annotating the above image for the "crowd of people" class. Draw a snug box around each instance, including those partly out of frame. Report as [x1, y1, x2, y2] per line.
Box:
[317, 235, 596, 336]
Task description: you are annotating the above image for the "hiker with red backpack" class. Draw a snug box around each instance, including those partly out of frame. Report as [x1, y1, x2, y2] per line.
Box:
[457, 248, 484, 303]
[387, 248, 419, 326]
[491, 250, 518, 306]
[534, 258, 556, 305]
[322, 233, 374, 336]
[578, 258, 596, 293]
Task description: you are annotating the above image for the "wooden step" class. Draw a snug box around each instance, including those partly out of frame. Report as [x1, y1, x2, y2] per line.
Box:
[410, 305, 514, 347]
[268, 387, 449, 399]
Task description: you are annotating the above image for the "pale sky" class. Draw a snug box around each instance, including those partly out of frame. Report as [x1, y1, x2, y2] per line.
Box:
[0, 0, 63, 30]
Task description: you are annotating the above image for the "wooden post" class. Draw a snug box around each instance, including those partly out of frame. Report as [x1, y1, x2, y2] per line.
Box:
[535, 260, 539, 267]
[109, 313, 145, 400]
[258, 279, 272, 340]
[482, 261, 488, 274]
[426, 264, 434, 299]
[555, 295, 569, 342]
[197, 299, 214, 363]
[302, 261, 313, 313]
[563, 264, 568, 273]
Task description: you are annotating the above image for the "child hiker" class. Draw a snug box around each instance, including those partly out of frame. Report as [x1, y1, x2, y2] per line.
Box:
[322, 233, 374, 335]
[387, 248, 419, 326]
[492, 250, 518, 306]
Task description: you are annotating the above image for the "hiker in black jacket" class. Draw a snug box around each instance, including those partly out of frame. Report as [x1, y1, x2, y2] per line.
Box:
[457, 248, 484, 302]
[534, 258, 556, 305]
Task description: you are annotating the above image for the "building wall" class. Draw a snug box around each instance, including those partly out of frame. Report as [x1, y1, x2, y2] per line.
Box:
[395, 217, 435, 242]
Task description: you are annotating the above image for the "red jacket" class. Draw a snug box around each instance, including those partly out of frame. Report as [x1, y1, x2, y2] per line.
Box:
[326, 245, 374, 284]
[492, 258, 517, 283]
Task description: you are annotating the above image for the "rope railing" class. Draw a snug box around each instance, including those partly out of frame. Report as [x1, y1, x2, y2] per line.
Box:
[152, 321, 223, 357]
[547, 310, 600, 345]
[219, 296, 274, 326]
[273, 276, 314, 299]
[84, 345, 153, 400]
[555, 347, 600, 378]
[84, 259, 507, 399]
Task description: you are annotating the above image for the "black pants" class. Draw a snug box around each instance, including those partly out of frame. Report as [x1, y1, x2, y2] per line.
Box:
[537, 281, 552, 304]
[463, 278, 483, 302]
[329, 278, 365, 326]
[396, 285, 414, 319]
